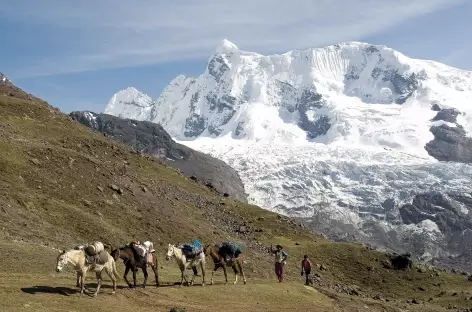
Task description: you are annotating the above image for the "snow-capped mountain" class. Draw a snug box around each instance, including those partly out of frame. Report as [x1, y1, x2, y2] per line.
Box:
[104, 40, 472, 269]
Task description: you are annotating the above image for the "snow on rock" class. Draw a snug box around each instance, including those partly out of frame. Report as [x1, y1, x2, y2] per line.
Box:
[215, 39, 239, 54]
[0, 72, 11, 85]
[104, 39, 472, 267]
[105, 87, 155, 121]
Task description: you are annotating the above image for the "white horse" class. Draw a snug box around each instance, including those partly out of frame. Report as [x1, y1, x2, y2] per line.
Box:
[165, 244, 206, 286]
[55, 248, 119, 297]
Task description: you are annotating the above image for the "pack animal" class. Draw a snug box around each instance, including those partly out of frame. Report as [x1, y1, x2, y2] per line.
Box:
[204, 244, 247, 285]
[71, 242, 111, 287]
[111, 244, 159, 288]
[165, 244, 206, 286]
[55, 247, 119, 297]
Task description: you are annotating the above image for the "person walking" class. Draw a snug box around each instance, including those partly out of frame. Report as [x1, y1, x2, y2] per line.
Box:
[271, 244, 288, 282]
[300, 255, 312, 285]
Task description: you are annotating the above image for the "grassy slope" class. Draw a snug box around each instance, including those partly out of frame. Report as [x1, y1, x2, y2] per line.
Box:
[0, 93, 471, 312]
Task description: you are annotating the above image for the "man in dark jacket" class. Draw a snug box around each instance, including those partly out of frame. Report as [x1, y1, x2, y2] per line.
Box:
[300, 255, 312, 285]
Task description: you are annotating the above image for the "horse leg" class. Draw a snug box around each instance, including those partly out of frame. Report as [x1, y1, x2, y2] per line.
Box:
[93, 271, 102, 297]
[132, 267, 137, 288]
[190, 266, 197, 286]
[232, 264, 238, 284]
[238, 261, 247, 284]
[142, 266, 148, 289]
[76, 271, 86, 288]
[105, 265, 117, 295]
[221, 264, 228, 284]
[151, 264, 159, 287]
[76, 271, 80, 288]
[178, 262, 187, 287]
[180, 268, 188, 287]
[211, 266, 217, 285]
[79, 269, 87, 297]
[200, 261, 206, 286]
[123, 266, 133, 288]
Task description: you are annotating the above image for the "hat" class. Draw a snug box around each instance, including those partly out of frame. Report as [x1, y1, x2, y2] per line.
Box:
[276, 244, 283, 249]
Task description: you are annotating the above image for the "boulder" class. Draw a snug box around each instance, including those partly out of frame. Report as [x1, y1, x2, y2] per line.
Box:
[386, 253, 413, 270]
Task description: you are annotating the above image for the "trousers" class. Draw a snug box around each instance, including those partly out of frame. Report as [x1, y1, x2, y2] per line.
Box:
[303, 269, 311, 285]
[274, 262, 285, 282]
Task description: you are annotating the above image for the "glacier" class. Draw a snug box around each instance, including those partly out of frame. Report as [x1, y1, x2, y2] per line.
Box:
[104, 40, 472, 268]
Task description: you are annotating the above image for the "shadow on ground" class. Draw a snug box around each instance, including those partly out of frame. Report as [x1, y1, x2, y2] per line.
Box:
[21, 283, 132, 296]
[21, 280, 244, 299]
[21, 285, 78, 296]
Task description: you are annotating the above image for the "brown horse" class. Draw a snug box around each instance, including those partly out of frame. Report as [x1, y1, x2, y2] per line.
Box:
[111, 246, 159, 288]
[203, 244, 247, 285]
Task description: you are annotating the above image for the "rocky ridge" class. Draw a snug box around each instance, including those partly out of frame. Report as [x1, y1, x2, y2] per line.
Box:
[69, 111, 247, 202]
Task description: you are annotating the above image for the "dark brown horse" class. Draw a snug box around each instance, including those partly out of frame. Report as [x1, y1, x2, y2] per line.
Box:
[203, 244, 247, 285]
[111, 246, 159, 288]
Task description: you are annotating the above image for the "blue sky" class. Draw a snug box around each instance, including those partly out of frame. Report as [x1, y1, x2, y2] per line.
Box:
[0, 0, 470, 113]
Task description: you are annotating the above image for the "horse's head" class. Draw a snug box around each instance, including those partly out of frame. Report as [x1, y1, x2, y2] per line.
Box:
[110, 248, 119, 261]
[203, 244, 215, 256]
[203, 244, 220, 261]
[55, 250, 68, 272]
[165, 244, 175, 261]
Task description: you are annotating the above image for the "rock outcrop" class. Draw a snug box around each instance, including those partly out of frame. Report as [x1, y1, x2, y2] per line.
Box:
[425, 108, 472, 163]
[70, 111, 247, 202]
[0, 72, 37, 101]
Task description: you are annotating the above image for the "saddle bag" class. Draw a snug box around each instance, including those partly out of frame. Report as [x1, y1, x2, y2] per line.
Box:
[85, 241, 105, 256]
[134, 244, 147, 257]
[146, 253, 154, 265]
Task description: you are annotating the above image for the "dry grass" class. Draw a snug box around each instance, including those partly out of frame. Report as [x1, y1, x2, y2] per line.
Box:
[1, 93, 472, 311]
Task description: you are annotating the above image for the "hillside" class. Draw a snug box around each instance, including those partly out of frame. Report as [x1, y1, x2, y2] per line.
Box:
[104, 40, 472, 271]
[69, 111, 247, 202]
[1, 80, 472, 311]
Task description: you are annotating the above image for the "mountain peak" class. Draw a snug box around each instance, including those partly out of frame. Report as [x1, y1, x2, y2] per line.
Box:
[104, 86, 154, 115]
[215, 39, 239, 54]
[118, 86, 143, 96]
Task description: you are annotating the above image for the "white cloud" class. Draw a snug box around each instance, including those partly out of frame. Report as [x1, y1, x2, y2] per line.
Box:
[0, 0, 465, 77]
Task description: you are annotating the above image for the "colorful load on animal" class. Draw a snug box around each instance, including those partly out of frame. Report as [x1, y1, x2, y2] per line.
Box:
[218, 242, 243, 261]
[181, 239, 204, 258]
